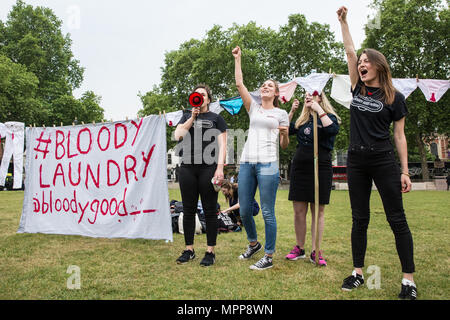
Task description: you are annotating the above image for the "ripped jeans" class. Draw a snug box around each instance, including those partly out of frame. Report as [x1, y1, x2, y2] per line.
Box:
[238, 161, 279, 254]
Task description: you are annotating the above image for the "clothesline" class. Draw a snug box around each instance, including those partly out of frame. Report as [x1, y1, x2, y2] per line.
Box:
[1, 73, 448, 188]
[1, 73, 448, 130]
[165, 73, 450, 126]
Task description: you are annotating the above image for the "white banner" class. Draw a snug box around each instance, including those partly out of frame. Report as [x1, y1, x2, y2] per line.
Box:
[18, 116, 172, 241]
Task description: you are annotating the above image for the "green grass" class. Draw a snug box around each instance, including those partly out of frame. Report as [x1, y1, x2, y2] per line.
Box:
[0, 189, 449, 300]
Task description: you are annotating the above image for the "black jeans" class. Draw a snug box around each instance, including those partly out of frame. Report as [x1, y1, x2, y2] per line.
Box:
[178, 164, 218, 247]
[347, 144, 415, 273]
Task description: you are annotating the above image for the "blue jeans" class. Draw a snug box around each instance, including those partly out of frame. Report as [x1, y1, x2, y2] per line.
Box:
[238, 161, 279, 254]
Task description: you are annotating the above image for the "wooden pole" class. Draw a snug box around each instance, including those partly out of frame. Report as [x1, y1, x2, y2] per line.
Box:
[313, 94, 320, 265]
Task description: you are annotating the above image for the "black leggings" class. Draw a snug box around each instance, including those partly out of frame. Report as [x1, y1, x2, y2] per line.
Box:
[347, 146, 415, 273]
[178, 164, 218, 247]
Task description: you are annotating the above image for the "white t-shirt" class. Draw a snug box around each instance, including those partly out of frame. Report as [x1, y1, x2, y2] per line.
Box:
[240, 99, 289, 163]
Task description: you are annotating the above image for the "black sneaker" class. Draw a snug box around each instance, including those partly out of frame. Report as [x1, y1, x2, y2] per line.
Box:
[176, 249, 195, 264]
[200, 251, 215, 267]
[398, 280, 418, 300]
[341, 271, 364, 291]
[249, 254, 273, 270]
[238, 242, 262, 260]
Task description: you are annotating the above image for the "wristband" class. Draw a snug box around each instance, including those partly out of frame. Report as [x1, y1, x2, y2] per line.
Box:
[401, 172, 410, 177]
[319, 113, 327, 119]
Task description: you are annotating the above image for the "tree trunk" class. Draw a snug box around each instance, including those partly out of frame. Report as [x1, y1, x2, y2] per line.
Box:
[416, 133, 430, 180]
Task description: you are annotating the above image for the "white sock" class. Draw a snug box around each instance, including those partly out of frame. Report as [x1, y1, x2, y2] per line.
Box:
[402, 278, 416, 287]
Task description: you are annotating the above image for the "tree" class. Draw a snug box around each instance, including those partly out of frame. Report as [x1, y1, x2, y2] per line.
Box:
[78, 91, 105, 124]
[270, 14, 348, 162]
[139, 15, 347, 167]
[0, 0, 104, 126]
[138, 85, 177, 150]
[0, 54, 42, 124]
[363, 0, 450, 178]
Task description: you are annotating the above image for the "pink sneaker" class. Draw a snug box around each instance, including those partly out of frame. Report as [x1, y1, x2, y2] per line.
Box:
[285, 245, 305, 260]
[318, 255, 327, 267]
[310, 250, 327, 267]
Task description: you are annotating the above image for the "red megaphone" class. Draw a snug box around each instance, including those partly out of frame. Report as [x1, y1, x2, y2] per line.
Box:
[189, 92, 204, 108]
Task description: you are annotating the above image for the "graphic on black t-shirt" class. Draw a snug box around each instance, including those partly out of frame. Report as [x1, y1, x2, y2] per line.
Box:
[351, 95, 383, 113]
[176, 111, 227, 165]
[193, 119, 214, 129]
[349, 83, 408, 150]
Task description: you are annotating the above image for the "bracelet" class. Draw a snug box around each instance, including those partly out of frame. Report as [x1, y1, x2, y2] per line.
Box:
[319, 113, 327, 119]
[401, 172, 410, 177]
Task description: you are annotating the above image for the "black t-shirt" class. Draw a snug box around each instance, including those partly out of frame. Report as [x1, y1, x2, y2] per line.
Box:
[176, 110, 227, 165]
[350, 82, 408, 151]
[289, 114, 340, 152]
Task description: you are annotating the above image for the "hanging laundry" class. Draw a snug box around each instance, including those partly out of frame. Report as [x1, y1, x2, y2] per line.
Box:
[417, 79, 450, 103]
[392, 78, 418, 99]
[0, 122, 6, 138]
[330, 75, 352, 109]
[209, 101, 223, 115]
[278, 80, 298, 103]
[165, 110, 184, 126]
[0, 121, 25, 190]
[219, 96, 244, 115]
[295, 73, 332, 95]
[249, 90, 262, 105]
[248, 81, 298, 105]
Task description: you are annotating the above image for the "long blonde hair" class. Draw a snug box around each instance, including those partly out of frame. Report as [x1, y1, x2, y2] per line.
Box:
[295, 92, 341, 129]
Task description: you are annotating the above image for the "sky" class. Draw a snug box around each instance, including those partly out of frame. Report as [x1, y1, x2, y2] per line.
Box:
[0, 0, 375, 121]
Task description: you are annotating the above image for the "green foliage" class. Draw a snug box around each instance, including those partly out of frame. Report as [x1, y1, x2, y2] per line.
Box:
[363, 0, 449, 177]
[139, 15, 348, 165]
[0, 54, 41, 124]
[0, 0, 104, 126]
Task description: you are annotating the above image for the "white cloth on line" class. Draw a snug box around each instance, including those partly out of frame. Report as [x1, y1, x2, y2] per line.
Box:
[278, 80, 298, 103]
[0, 121, 25, 189]
[249, 90, 262, 105]
[392, 78, 418, 99]
[209, 101, 223, 114]
[165, 110, 183, 126]
[417, 79, 450, 103]
[295, 73, 332, 95]
[0, 123, 6, 138]
[248, 81, 298, 105]
[330, 74, 352, 109]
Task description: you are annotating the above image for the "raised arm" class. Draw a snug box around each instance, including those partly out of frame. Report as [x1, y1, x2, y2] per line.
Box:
[232, 46, 252, 112]
[337, 6, 359, 89]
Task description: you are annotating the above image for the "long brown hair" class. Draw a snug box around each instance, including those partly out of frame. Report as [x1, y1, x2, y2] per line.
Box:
[221, 181, 238, 200]
[262, 79, 280, 108]
[358, 48, 396, 105]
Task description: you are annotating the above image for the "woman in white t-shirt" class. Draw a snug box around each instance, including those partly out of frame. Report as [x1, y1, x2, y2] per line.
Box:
[232, 46, 289, 270]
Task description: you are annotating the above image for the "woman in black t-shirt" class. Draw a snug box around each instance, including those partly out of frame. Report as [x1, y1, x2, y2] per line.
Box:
[338, 6, 416, 299]
[174, 84, 227, 267]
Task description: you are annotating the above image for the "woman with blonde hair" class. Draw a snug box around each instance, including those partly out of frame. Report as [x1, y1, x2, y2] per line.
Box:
[285, 91, 340, 266]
